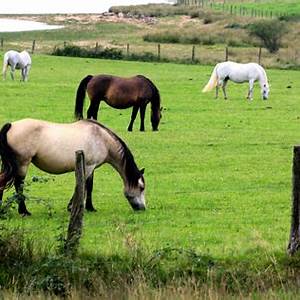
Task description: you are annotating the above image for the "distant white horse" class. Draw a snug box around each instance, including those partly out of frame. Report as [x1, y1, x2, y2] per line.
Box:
[2, 50, 32, 81]
[202, 61, 270, 100]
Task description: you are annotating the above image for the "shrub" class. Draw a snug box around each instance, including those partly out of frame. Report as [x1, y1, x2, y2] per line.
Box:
[248, 19, 288, 53]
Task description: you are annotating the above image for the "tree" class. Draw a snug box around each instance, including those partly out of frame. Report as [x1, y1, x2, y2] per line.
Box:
[248, 19, 287, 53]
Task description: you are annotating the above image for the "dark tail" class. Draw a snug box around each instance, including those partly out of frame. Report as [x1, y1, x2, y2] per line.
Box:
[0, 123, 18, 190]
[74, 75, 93, 120]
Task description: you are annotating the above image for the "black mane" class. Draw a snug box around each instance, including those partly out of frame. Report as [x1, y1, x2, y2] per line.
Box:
[136, 75, 161, 109]
[85, 119, 141, 186]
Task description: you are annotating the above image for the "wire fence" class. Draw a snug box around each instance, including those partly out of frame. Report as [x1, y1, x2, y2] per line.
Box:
[1, 37, 299, 69]
[176, 0, 291, 19]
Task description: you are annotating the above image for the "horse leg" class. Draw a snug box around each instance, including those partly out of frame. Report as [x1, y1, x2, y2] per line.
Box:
[87, 99, 100, 120]
[85, 172, 96, 212]
[127, 106, 139, 132]
[222, 80, 228, 100]
[139, 104, 147, 132]
[10, 67, 15, 81]
[15, 176, 31, 216]
[247, 80, 255, 100]
[21, 68, 26, 81]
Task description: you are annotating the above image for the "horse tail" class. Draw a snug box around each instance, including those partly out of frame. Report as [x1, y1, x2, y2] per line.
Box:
[202, 65, 219, 92]
[0, 123, 18, 191]
[2, 53, 8, 80]
[74, 75, 93, 120]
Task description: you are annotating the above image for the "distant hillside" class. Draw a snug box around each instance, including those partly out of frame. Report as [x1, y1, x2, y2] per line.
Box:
[176, 0, 300, 18]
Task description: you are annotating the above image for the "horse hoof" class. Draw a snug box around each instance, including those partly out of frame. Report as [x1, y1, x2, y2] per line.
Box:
[21, 211, 31, 217]
[86, 207, 97, 212]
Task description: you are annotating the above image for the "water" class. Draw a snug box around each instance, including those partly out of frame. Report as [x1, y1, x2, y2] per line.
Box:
[0, 19, 64, 32]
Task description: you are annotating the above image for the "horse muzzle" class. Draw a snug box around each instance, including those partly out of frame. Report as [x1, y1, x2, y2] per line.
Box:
[125, 193, 146, 211]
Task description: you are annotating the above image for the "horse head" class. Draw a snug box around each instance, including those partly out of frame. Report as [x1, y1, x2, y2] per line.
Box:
[151, 107, 162, 131]
[124, 168, 146, 211]
[262, 83, 270, 100]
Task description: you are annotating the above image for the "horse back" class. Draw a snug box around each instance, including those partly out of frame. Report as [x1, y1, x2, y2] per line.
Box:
[7, 119, 110, 174]
[87, 75, 152, 108]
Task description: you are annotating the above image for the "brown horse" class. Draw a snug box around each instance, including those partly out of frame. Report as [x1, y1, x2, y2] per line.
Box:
[0, 118, 146, 216]
[74, 74, 162, 131]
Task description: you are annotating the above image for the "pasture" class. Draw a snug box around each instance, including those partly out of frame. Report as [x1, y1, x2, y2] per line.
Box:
[1, 53, 300, 295]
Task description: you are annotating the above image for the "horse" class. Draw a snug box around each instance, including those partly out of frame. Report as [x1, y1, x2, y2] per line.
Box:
[202, 61, 270, 101]
[0, 118, 146, 216]
[74, 74, 162, 131]
[2, 50, 32, 81]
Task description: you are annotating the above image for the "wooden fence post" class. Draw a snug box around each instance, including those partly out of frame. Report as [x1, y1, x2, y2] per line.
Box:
[65, 150, 85, 255]
[157, 43, 161, 60]
[95, 42, 99, 53]
[258, 47, 262, 65]
[288, 146, 300, 255]
[192, 45, 195, 62]
[31, 40, 36, 54]
[225, 46, 229, 61]
[1, 38, 3, 51]
[127, 43, 130, 56]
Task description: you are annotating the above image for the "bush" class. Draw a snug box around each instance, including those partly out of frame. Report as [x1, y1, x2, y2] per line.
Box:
[248, 19, 288, 53]
[52, 45, 123, 60]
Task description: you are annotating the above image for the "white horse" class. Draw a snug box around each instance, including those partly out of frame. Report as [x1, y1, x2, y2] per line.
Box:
[2, 50, 32, 81]
[202, 61, 270, 100]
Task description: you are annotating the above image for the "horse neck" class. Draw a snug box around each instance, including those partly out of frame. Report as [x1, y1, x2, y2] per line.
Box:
[258, 68, 268, 89]
[105, 133, 139, 187]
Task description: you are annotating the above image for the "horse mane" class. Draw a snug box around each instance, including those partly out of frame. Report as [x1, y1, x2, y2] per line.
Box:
[258, 65, 269, 86]
[85, 119, 141, 187]
[136, 75, 161, 109]
[0, 123, 19, 190]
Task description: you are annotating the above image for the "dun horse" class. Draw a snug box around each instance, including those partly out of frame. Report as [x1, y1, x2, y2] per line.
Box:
[0, 118, 146, 216]
[2, 50, 32, 81]
[74, 74, 162, 131]
[202, 61, 270, 101]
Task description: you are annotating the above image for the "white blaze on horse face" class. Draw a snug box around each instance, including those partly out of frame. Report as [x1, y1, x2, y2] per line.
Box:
[124, 177, 146, 211]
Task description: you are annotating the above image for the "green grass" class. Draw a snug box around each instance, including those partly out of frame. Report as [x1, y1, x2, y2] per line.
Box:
[221, 0, 300, 16]
[1, 53, 300, 296]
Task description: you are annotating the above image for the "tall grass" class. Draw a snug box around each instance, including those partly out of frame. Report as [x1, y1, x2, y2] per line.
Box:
[1, 226, 300, 298]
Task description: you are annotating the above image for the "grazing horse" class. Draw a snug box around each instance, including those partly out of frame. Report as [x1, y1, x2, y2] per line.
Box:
[0, 118, 146, 216]
[202, 61, 270, 100]
[2, 50, 32, 81]
[74, 74, 162, 131]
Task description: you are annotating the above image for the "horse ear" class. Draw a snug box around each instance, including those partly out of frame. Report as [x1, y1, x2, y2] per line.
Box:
[140, 168, 145, 175]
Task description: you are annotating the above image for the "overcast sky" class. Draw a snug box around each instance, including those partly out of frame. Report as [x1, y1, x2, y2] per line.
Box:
[0, 0, 170, 14]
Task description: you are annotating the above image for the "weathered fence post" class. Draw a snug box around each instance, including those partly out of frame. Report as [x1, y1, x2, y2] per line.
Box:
[65, 150, 85, 255]
[1, 38, 3, 51]
[288, 146, 300, 255]
[225, 46, 229, 61]
[258, 47, 262, 65]
[192, 45, 195, 62]
[95, 42, 99, 54]
[126, 43, 130, 56]
[31, 40, 36, 54]
[157, 43, 161, 60]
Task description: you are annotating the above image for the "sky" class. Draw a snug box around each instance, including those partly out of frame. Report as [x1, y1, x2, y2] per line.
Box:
[0, 0, 171, 14]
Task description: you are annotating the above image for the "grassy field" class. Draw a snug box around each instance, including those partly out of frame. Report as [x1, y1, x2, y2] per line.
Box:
[2, 9, 300, 69]
[1, 53, 300, 297]
[216, 0, 300, 16]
